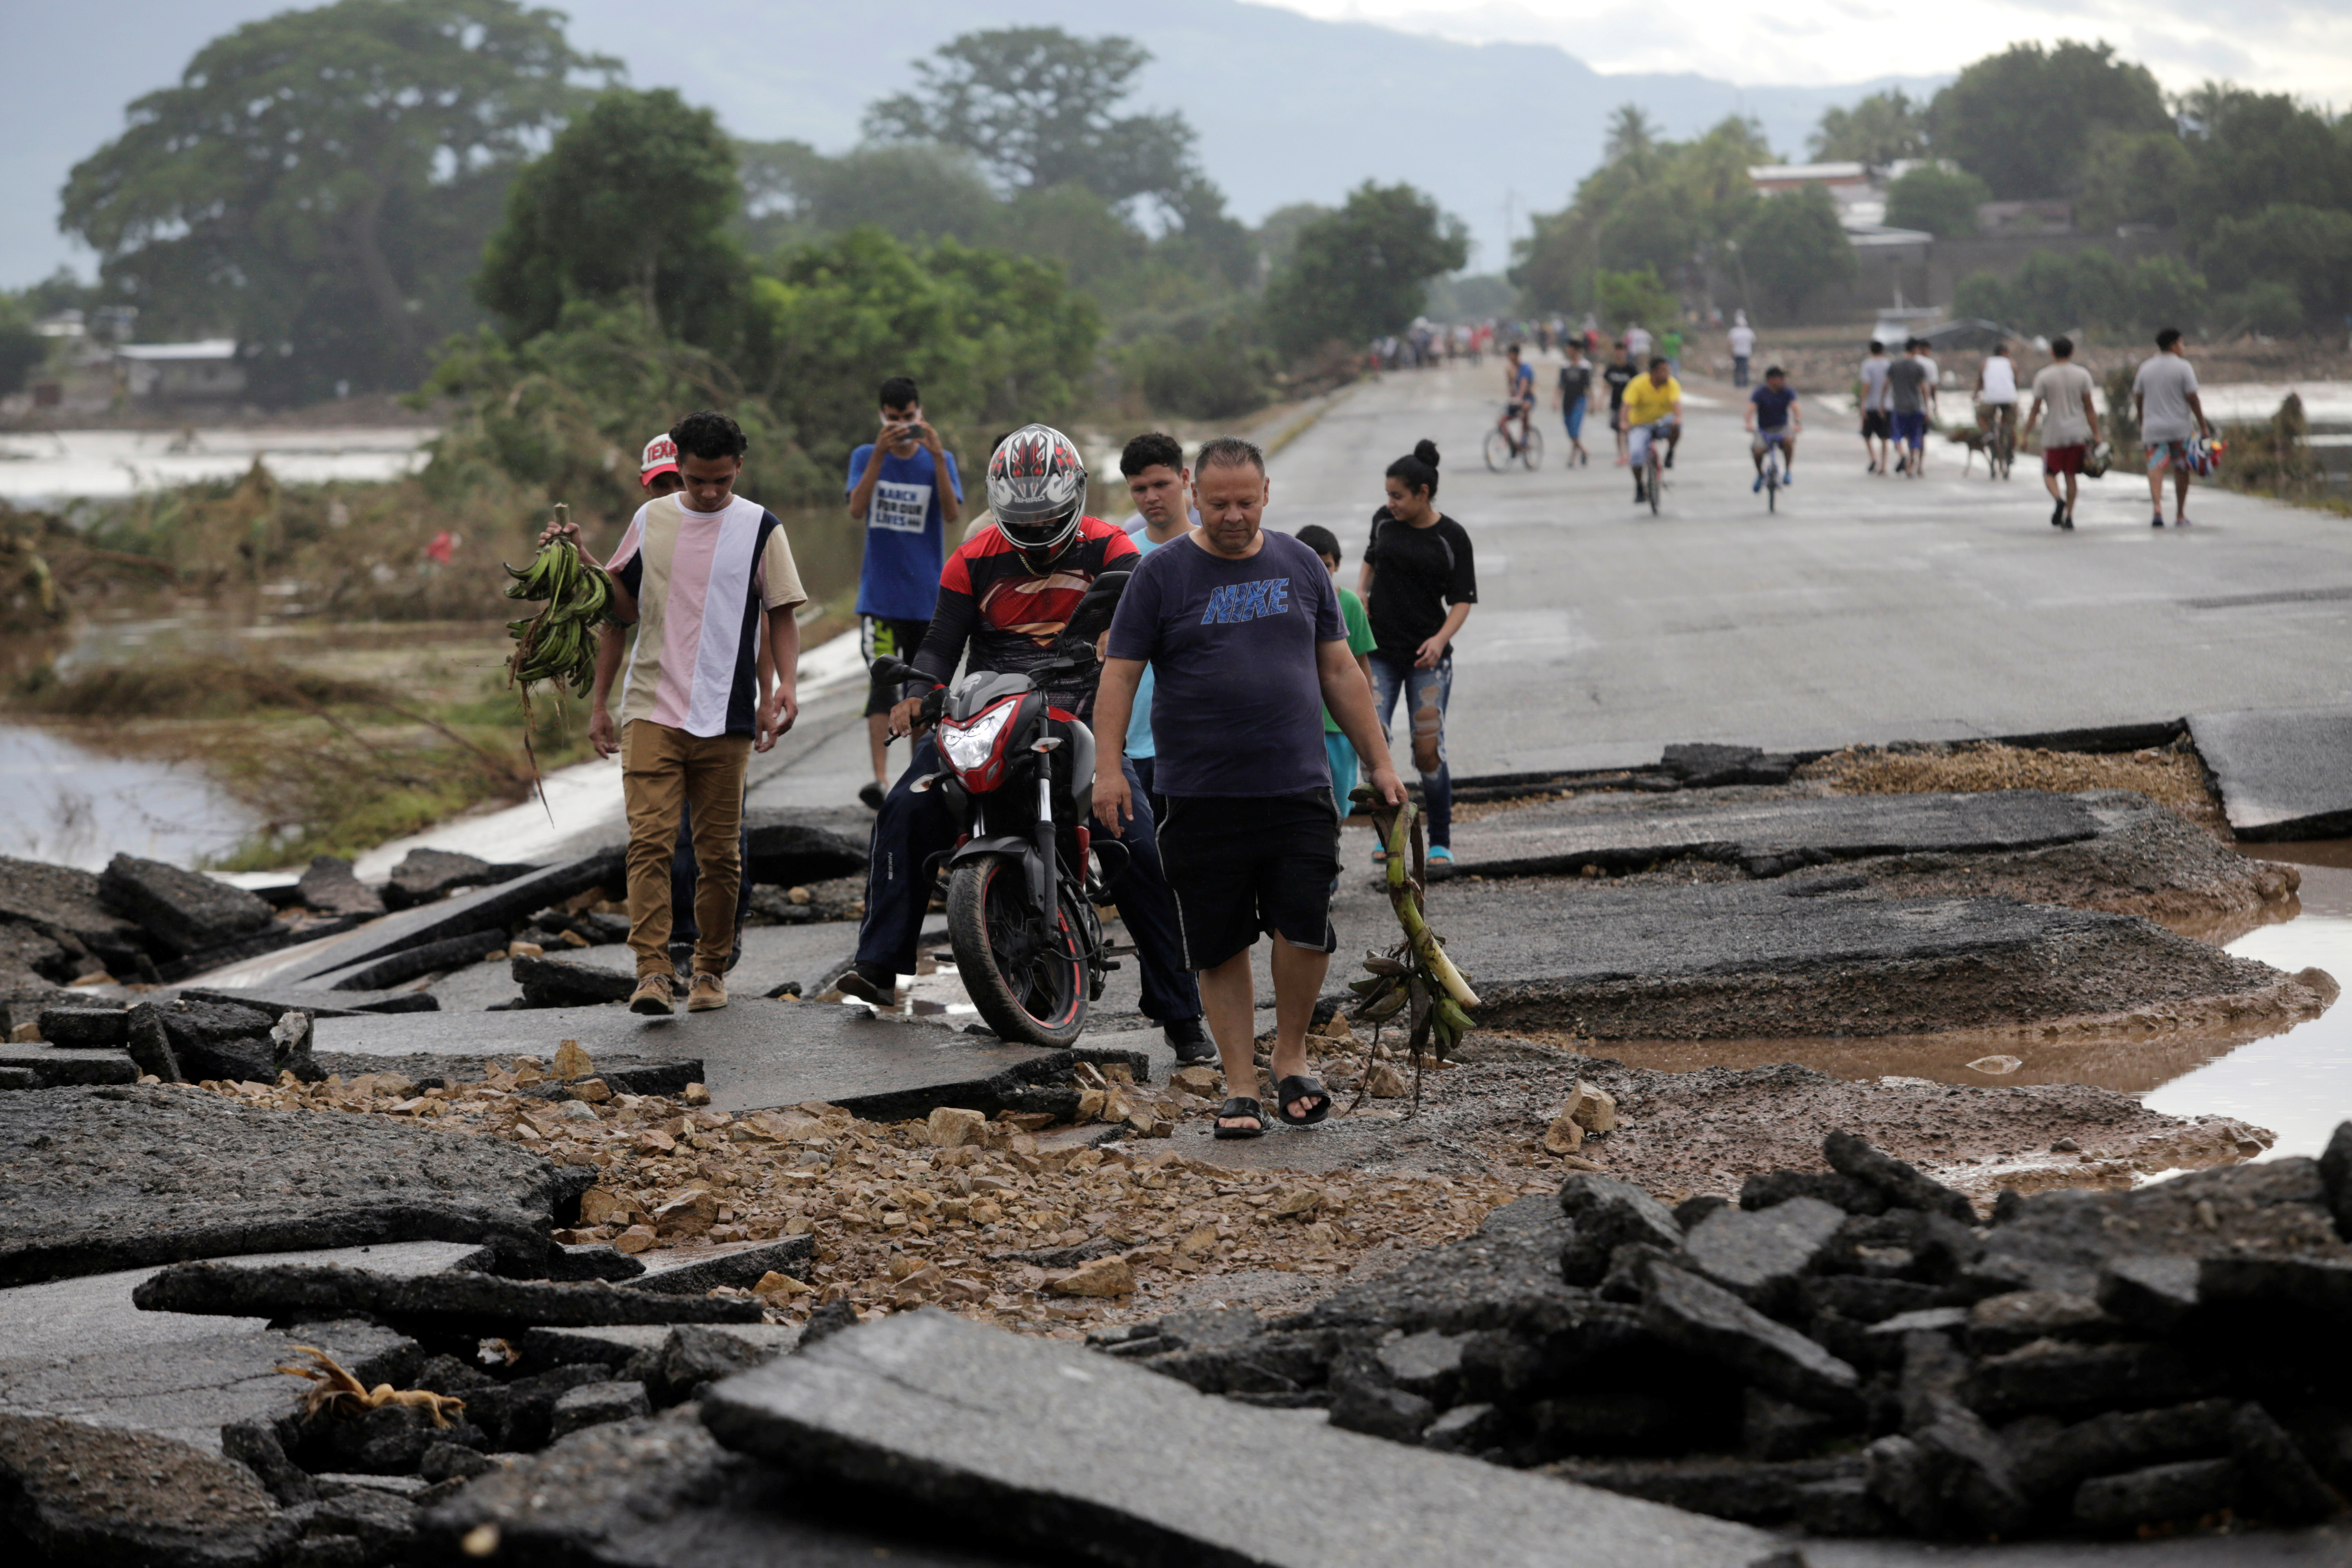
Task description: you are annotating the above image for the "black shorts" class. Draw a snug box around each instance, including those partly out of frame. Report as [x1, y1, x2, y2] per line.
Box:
[1861, 410, 1892, 440]
[1156, 790, 1341, 971]
[861, 616, 930, 716]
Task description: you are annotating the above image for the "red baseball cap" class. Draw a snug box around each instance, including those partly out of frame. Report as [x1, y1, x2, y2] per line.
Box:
[639, 433, 679, 486]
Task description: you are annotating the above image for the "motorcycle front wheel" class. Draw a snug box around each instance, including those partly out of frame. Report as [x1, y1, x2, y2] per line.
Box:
[946, 853, 1088, 1047]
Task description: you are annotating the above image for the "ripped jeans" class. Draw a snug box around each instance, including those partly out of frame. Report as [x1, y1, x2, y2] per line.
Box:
[1368, 650, 1454, 849]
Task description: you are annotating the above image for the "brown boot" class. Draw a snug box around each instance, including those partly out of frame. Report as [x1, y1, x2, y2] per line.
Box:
[629, 971, 676, 1016]
[687, 972, 728, 1013]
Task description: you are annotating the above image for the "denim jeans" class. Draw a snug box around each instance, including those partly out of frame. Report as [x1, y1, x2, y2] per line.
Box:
[1368, 650, 1453, 848]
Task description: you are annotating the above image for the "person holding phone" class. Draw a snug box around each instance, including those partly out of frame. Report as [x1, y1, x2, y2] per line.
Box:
[847, 375, 961, 809]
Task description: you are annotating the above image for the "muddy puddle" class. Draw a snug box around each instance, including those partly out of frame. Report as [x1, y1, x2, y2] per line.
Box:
[1590, 846, 2351, 1158]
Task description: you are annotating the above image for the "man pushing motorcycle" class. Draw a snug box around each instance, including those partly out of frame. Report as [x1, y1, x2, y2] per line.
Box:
[835, 424, 1211, 1061]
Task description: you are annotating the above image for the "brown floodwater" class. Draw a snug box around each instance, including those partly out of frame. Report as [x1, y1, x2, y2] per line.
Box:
[1590, 846, 2352, 1159]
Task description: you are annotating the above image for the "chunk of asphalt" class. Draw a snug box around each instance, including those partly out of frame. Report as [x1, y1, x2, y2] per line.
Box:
[546, 1242, 645, 1283]
[123, 1002, 184, 1082]
[133, 1260, 764, 1328]
[0, 1040, 138, 1088]
[510, 951, 638, 1007]
[1560, 1176, 1686, 1287]
[274, 850, 619, 985]
[1283, 1192, 1591, 1339]
[548, 1379, 651, 1441]
[0, 1083, 577, 1287]
[2096, 1254, 2201, 1332]
[635, 1324, 789, 1408]
[1911, 1397, 2032, 1537]
[1680, 1196, 1845, 1314]
[1823, 1129, 1976, 1223]
[1967, 1339, 2223, 1421]
[1639, 1265, 1860, 1413]
[1546, 1456, 1859, 1524]
[2319, 1120, 2352, 1241]
[36, 1005, 127, 1047]
[2073, 1458, 2241, 1532]
[1964, 1290, 2125, 1355]
[1373, 1330, 1468, 1403]
[517, 1322, 801, 1372]
[296, 855, 385, 921]
[0, 1413, 295, 1566]
[0, 1317, 411, 1455]
[1739, 1169, 1888, 1216]
[2230, 1402, 2339, 1524]
[2185, 705, 2352, 840]
[2008, 1399, 2237, 1504]
[421, 1407, 1025, 1568]
[2197, 1253, 2352, 1323]
[98, 853, 279, 958]
[382, 847, 505, 911]
[628, 1236, 813, 1296]
[698, 1309, 1801, 1568]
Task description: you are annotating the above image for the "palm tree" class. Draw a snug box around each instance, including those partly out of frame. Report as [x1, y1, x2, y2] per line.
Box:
[1606, 105, 1658, 164]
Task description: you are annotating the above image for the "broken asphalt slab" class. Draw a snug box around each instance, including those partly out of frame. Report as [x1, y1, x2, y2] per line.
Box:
[308, 1002, 1087, 1120]
[134, 1258, 765, 1327]
[699, 1309, 1799, 1568]
[2187, 705, 2352, 841]
[261, 850, 621, 987]
[506, 921, 866, 1007]
[1431, 877, 2314, 1040]
[0, 1084, 584, 1287]
[1445, 789, 2105, 880]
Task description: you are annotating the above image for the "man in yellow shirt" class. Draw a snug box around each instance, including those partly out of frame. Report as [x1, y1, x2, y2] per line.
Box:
[1621, 357, 1683, 505]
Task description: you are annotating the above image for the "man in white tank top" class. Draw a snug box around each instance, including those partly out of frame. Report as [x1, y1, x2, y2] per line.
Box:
[1975, 343, 2020, 450]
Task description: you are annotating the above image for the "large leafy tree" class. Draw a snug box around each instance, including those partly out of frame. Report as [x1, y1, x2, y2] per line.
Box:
[2176, 87, 2352, 230]
[1263, 183, 1468, 355]
[1927, 42, 2170, 198]
[60, 0, 615, 399]
[1809, 91, 1929, 166]
[476, 88, 748, 349]
[1885, 164, 1992, 236]
[1512, 115, 1764, 314]
[1734, 185, 1856, 317]
[864, 27, 1192, 205]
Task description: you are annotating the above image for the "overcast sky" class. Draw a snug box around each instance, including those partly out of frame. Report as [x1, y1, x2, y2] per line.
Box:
[1256, 0, 2352, 97]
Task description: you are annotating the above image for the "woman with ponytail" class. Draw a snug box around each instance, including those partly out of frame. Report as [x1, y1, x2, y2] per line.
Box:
[1357, 440, 1476, 868]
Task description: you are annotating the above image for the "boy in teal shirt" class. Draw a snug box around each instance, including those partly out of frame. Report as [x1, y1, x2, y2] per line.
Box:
[1294, 525, 1376, 813]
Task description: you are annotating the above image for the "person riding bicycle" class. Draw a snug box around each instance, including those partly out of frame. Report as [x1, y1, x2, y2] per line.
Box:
[1974, 341, 2019, 459]
[1495, 344, 1537, 456]
[1622, 357, 1682, 506]
[835, 423, 1209, 1061]
[1746, 365, 1802, 491]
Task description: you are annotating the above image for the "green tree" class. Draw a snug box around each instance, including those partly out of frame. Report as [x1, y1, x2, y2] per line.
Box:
[1809, 91, 1929, 166]
[1885, 164, 1991, 236]
[1734, 186, 1855, 316]
[1595, 267, 1675, 333]
[1512, 114, 1762, 316]
[864, 27, 1192, 204]
[737, 140, 1000, 254]
[2127, 256, 2208, 331]
[1594, 184, 1698, 277]
[2178, 87, 2352, 229]
[60, 0, 615, 399]
[1262, 183, 1469, 355]
[1123, 306, 1278, 419]
[1928, 42, 2171, 198]
[0, 298, 45, 396]
[1952, 271, 2016, 323]
[477, 89, 747, 350]
[2199, 204, 2352, 328]
[2074, 129, 2195, 232]
[1605, 105, 1659, 163]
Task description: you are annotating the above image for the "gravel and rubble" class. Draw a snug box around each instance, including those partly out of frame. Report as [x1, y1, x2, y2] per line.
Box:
[1094, 1127, 2352, 1545]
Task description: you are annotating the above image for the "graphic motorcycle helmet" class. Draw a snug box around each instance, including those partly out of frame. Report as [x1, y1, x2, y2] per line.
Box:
[987, 423, 1088, 572]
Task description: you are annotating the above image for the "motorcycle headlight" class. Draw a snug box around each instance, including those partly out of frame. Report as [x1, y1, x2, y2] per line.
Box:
[939, 698, 1018, 775]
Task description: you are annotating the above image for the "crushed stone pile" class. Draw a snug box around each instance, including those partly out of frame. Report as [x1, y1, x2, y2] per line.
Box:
[1096, 1127, 2352, 1543]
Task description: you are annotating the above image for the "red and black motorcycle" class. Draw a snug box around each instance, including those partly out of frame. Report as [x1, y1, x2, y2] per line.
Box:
[869, 570, 1130, 1046]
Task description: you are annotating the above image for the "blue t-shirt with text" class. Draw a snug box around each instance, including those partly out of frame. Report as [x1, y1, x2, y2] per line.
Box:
[1107, 530, 1344, 798]
[847, 444, 962, 621]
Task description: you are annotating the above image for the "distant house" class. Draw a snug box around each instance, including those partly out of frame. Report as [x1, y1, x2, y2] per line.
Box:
[115, 340, 245, 401]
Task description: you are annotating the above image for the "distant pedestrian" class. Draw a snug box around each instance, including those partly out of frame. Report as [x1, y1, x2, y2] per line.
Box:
[1117, 431, 1200, 819]
[2134, 328, 2212, 528]
[1554, 341, 1593, 467]
[592, 411, 804, 1016]
[2024, 336, 2100, 530]
[1887, 339, 1936, 476]
[1359, 440, 1475, 867]
[1859, 340, 1893, 474]
[846, 375, 961, 810]
[1092, 438, 1405, 1138]
[1604, 342, 1637, 466]
[1728, 311, 1757, 389]
[1625, 321, 1653, 362]
[1292, 524, 1377, 811]
[1659, 323, 1684, 377]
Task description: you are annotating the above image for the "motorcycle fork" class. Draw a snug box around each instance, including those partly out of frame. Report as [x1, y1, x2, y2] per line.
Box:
[1031, 746, 1059, 938]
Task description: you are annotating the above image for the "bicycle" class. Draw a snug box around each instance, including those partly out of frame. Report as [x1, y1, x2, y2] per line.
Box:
[1484, 406, 1544, 471]
[1757, 434, 1786, 512]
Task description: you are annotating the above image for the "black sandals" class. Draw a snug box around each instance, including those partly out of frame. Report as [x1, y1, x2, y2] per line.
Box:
[1214, 1097, 1267, 1139]
[1274, 1075, 1332, 1127]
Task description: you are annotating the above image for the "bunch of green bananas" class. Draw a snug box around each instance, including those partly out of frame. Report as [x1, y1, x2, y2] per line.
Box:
[503, 526, 614, 695]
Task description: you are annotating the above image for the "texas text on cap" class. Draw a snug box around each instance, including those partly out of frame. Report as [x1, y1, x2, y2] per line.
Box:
[639, 434, 679, 484]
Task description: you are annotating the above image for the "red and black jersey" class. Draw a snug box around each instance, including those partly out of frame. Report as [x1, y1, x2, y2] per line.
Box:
[910, 517, 1138, 719]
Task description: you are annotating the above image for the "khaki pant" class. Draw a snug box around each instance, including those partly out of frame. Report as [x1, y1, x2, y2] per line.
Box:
[621, 720, 750, 978]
